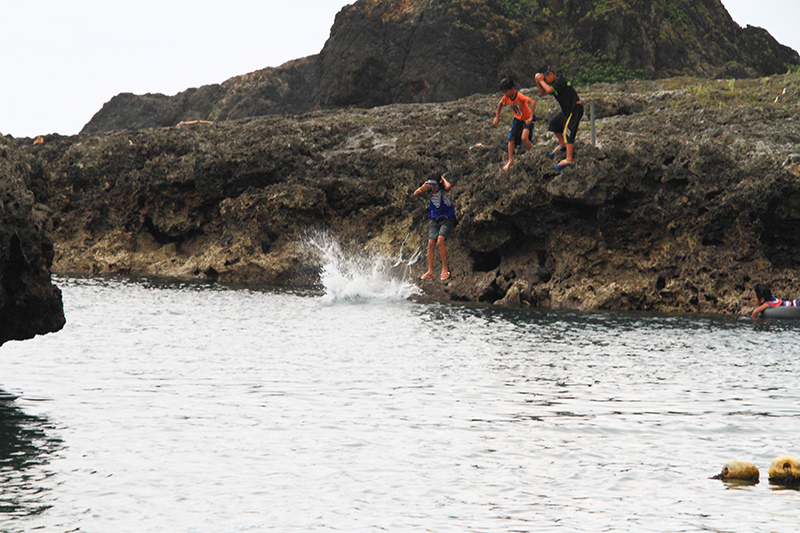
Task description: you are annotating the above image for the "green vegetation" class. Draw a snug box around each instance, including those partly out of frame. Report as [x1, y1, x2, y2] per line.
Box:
[448, 0, 546, 46]
[644, 76, 800, 115]
[497, 0, 538, 18]
[452, 0, 799, 89]
[656, 0, 688, 27]
[448, 0, 521, 47]
[574, 52, 645, 85]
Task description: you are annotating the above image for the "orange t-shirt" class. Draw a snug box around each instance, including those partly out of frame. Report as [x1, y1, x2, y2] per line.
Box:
[500, 91, 533, 121]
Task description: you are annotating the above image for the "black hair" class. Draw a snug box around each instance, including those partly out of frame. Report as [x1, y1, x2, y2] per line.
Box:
[427, 171, 442, 184]
[536, 64, 553, 75]
[755, 283, 773, 301]
[499, 78, 515, 91]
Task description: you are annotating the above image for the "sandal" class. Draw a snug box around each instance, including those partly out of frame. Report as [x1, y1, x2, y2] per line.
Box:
[420, 272, 434, 280]
[440, 271, 451, 281]
[548, 146, 567, 159]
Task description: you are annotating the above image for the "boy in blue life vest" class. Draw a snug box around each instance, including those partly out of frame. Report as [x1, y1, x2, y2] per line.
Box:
[413, 172, 455, 280]
[492, 77, 536, 171]
[534, 65, 584, 170]
[751, 283, 800, 317]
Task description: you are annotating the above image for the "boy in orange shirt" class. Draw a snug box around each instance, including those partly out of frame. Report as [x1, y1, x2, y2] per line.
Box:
[492, 78, 536, 171]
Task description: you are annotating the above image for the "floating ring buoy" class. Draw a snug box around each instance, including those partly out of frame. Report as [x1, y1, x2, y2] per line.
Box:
[761, 306, 800, 319]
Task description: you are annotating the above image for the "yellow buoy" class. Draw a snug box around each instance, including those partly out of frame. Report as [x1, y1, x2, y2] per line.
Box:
[711, 461, 759, 483]
[768, 455, 800, 487]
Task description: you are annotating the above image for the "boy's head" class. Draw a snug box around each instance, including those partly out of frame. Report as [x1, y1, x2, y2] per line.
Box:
[755, 283, 772, 303]
[537, 64, 557, 83]
[499, 78, 515, 92]
[425, 171, 442, 192]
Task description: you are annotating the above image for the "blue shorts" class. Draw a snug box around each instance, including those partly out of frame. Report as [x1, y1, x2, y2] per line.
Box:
[428, 217, 455, 241]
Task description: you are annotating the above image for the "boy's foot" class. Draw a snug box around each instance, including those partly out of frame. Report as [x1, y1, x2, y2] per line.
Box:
[420, 272, 434, 280]
[548, 146, 567, 159]
[440, 271, 451, 281]
[502, 161, 513, 171]
[555, 160, 573, 170]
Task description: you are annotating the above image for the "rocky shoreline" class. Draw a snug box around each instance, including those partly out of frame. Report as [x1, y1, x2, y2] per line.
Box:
[0, 137, 65, 345]
[17, 75, 800, 317]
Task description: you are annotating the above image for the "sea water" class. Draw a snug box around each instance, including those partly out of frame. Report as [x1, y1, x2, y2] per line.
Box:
[1, 234, 800, 532]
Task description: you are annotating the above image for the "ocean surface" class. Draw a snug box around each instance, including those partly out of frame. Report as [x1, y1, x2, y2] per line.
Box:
[2, 234, 800, 532]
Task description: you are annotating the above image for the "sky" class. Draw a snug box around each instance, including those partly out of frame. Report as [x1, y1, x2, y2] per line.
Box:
[0, 0, 797, 139]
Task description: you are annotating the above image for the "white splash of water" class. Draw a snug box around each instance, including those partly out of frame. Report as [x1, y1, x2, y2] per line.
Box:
[305, 230, 422, 303]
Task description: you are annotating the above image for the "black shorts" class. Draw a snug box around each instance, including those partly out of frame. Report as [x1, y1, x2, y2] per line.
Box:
[508, 118, 532, 147]
[548, 104, 584, 145]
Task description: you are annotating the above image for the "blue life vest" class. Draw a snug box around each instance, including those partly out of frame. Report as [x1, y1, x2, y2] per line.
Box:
[428, 190, 455, 219]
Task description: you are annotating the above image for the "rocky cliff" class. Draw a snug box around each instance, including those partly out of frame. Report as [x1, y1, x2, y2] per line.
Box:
[24, 74, 800, 316]
[80, 0, 799, 135]
[0, 137, 65, 346]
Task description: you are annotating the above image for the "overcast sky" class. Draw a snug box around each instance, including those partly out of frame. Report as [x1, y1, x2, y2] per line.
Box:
[0, 0, 796, 138]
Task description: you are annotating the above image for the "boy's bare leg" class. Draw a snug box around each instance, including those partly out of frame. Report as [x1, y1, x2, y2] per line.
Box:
[523, 129, 533, 150]
[437, 236, 448, 278]
[555, 133, 566, 151]
[503, 141, 514, 171]
[421, 239, 436, 279]
[557, 143, 575, 167]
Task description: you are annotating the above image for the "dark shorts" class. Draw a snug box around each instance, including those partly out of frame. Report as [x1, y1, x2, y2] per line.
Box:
[508, 118, 532, 146]
[428, 217, 455, 241]
[547, 103, 584, 145]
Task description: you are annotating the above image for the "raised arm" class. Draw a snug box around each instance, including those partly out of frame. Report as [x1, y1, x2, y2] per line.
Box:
[413, 183, 430, 196]
[534, 72, 552, 96]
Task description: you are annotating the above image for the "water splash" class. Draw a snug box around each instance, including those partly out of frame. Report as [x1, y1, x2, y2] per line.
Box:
[305, 230, 422, 303]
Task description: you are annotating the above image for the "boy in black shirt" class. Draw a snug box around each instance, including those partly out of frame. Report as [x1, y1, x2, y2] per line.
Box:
[535, 65, 584, 170]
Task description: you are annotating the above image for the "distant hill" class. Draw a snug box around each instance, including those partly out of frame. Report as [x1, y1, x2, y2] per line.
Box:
[81, 0, 799, 134]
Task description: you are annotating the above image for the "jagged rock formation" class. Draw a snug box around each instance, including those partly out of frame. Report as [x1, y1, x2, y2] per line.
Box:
[0, 137, 65, 345]
[81, 0, 799, 134]
[26, 74, 800, 315]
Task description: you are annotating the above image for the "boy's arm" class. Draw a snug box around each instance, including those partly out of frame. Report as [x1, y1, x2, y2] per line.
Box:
[413, 183, 430, 197]
[492, 100, 504, 126]
[527, 99, 536, 125]
[441, 176, 452, 191]
[534, 73, 552, 96]
[751, 302, 769, 318]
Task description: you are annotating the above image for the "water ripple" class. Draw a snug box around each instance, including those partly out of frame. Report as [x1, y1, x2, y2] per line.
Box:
[0, 276, 799, 531]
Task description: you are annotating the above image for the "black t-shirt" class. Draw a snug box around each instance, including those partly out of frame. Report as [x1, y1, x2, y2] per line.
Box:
[552, 76, 580, 116]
